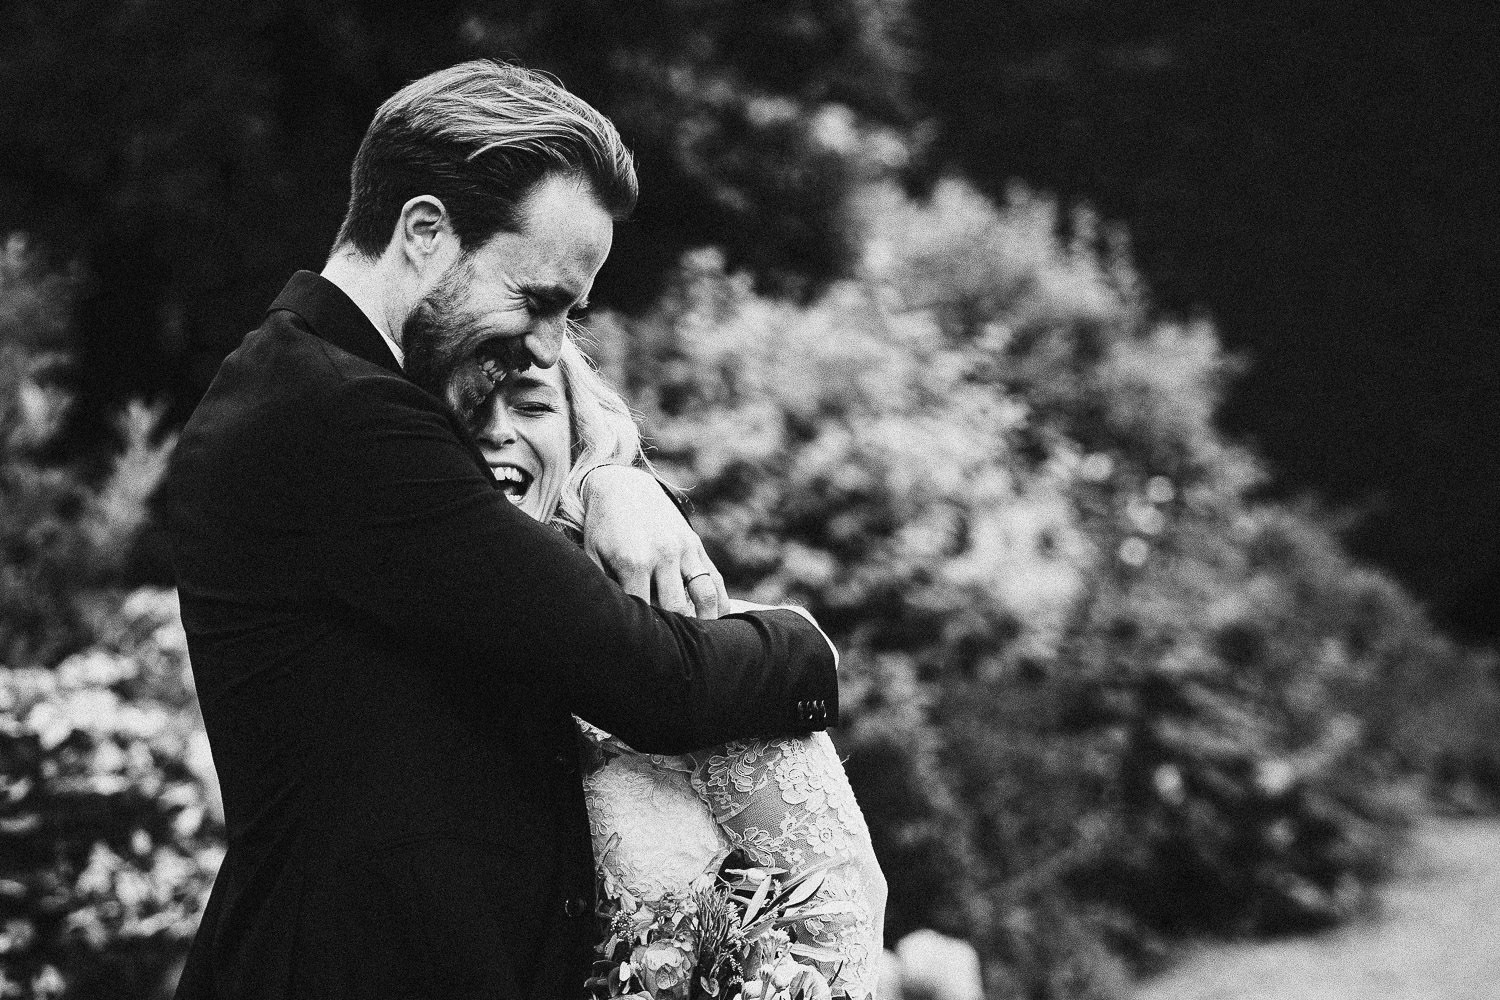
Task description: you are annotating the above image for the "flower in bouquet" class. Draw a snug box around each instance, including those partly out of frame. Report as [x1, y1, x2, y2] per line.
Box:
[744, 954, 833, 1000]
[785, 966, 833, 1000]
[631, 940, 696, 1000]
[588, 849, 851, 1000]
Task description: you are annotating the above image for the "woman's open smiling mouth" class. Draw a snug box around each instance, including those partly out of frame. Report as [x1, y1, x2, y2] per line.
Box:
[489, 464, 533, 504]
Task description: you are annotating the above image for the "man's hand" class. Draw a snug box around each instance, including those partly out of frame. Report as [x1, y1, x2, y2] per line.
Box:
[581, 466, 730, 619]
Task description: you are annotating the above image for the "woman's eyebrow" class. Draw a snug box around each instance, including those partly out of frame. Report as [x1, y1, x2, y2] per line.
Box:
[507, 373, 559, 393]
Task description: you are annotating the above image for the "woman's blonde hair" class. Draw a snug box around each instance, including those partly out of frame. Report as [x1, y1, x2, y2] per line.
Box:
[548, 335, 661, 536]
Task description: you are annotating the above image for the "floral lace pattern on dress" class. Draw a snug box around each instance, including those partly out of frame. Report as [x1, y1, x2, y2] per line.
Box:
[579, 730, 730, 905]
[578, 723, 886, 999]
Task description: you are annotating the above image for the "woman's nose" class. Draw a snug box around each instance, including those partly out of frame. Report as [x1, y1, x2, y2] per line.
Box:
[477, 400, 517, 448]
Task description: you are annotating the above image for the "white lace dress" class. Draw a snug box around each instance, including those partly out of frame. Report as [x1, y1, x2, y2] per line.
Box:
[579, 723, 888, 999]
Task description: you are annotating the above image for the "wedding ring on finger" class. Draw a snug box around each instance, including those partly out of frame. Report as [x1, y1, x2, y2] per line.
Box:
[685, 572, 713, 586]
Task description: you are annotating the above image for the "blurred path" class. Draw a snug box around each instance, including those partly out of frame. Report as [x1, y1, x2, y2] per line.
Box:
[1132, 818, 1500, 1000]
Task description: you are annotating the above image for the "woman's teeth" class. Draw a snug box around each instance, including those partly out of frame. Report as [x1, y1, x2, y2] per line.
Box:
[492, 466, 532, 504]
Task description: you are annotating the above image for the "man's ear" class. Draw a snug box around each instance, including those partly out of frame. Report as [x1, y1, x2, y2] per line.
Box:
[396, 196, 451, 274]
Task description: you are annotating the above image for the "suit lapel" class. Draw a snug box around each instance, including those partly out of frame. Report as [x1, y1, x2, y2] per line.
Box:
[268, 271, 403, 376]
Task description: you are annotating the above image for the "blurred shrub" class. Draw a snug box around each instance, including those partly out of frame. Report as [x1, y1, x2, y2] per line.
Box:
[1, 237, 174, 668]
[1, 238, 219, 998]
[599, 179, 1500, 997]
[889, 929, 984, 1000]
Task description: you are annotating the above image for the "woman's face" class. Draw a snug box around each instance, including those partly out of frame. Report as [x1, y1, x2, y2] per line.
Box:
[473, 362, 572, 522]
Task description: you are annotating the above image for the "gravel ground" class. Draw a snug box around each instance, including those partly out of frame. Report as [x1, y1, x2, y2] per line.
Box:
[1131, 818, 1500, 1000]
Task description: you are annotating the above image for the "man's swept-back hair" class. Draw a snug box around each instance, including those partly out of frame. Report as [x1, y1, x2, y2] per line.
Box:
[334, 60, 637, 256]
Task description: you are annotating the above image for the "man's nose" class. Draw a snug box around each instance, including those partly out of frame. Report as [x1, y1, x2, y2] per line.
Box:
[525, 321, 564, 369]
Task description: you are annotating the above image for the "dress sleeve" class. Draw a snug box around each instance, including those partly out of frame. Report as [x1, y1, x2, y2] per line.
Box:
[688, 733, 887, 1000]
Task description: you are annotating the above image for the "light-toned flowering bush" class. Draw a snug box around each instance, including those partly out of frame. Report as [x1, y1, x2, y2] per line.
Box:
[598, 179, 1499, 997]
[0, 588, 222, 997]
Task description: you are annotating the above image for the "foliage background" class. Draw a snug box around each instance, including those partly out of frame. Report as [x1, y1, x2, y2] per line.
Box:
[1, 241, 221, 998]
[1, 2, 1498, 998]
[1, 0, 1495, 640]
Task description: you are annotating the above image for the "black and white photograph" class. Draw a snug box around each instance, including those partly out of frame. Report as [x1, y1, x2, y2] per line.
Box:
[0, 2, 1497, 998]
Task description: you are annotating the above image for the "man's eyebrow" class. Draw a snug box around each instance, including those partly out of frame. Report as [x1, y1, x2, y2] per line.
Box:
[522, 283, 588, 310]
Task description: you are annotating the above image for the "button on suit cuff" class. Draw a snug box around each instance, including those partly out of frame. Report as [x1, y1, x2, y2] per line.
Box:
[794, 696, 832, 729]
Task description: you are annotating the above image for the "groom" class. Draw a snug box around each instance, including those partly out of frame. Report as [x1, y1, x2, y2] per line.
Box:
[166, 61, 837, 1000]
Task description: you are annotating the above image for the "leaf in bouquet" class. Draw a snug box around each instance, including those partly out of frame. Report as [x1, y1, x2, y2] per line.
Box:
[611, 960, 636, 994]
[786, 905, 858, 917]
[585, 973, 615, 998]
[740, 915, 781, 940]
[777, 869, 827, 910]
[777, 901, 858, 922]
[775, 858, 837, 886]
[724, 867, 787, 896]
[761, 859, 839, 914]
[742, 908, 806, 940]
[739, 872, 777, 928]
[788, 942, 845, 963]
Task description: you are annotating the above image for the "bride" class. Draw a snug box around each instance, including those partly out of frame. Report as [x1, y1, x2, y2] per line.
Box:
[470, 337, 887, 999]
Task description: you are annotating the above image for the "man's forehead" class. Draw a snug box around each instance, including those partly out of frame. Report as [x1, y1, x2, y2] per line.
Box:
[471, 226, 605, 302]
[504, 175, 613, 278]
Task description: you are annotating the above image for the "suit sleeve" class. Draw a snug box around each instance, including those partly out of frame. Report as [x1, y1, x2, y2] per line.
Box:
[314, 376, 836, 754]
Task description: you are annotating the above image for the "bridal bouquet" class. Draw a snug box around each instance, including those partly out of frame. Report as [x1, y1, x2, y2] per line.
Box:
[586, 848, 848, 1000]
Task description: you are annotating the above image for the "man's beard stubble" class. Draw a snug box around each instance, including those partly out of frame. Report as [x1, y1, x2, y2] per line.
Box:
[401, 258, 530, 422]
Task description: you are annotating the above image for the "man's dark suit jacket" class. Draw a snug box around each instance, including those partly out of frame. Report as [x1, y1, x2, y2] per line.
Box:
[165, 272, 838, 1000]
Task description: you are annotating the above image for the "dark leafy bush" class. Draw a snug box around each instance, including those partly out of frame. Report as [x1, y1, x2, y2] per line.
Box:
[1, 237, 173, 669]
[1, 238, 219, 999]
